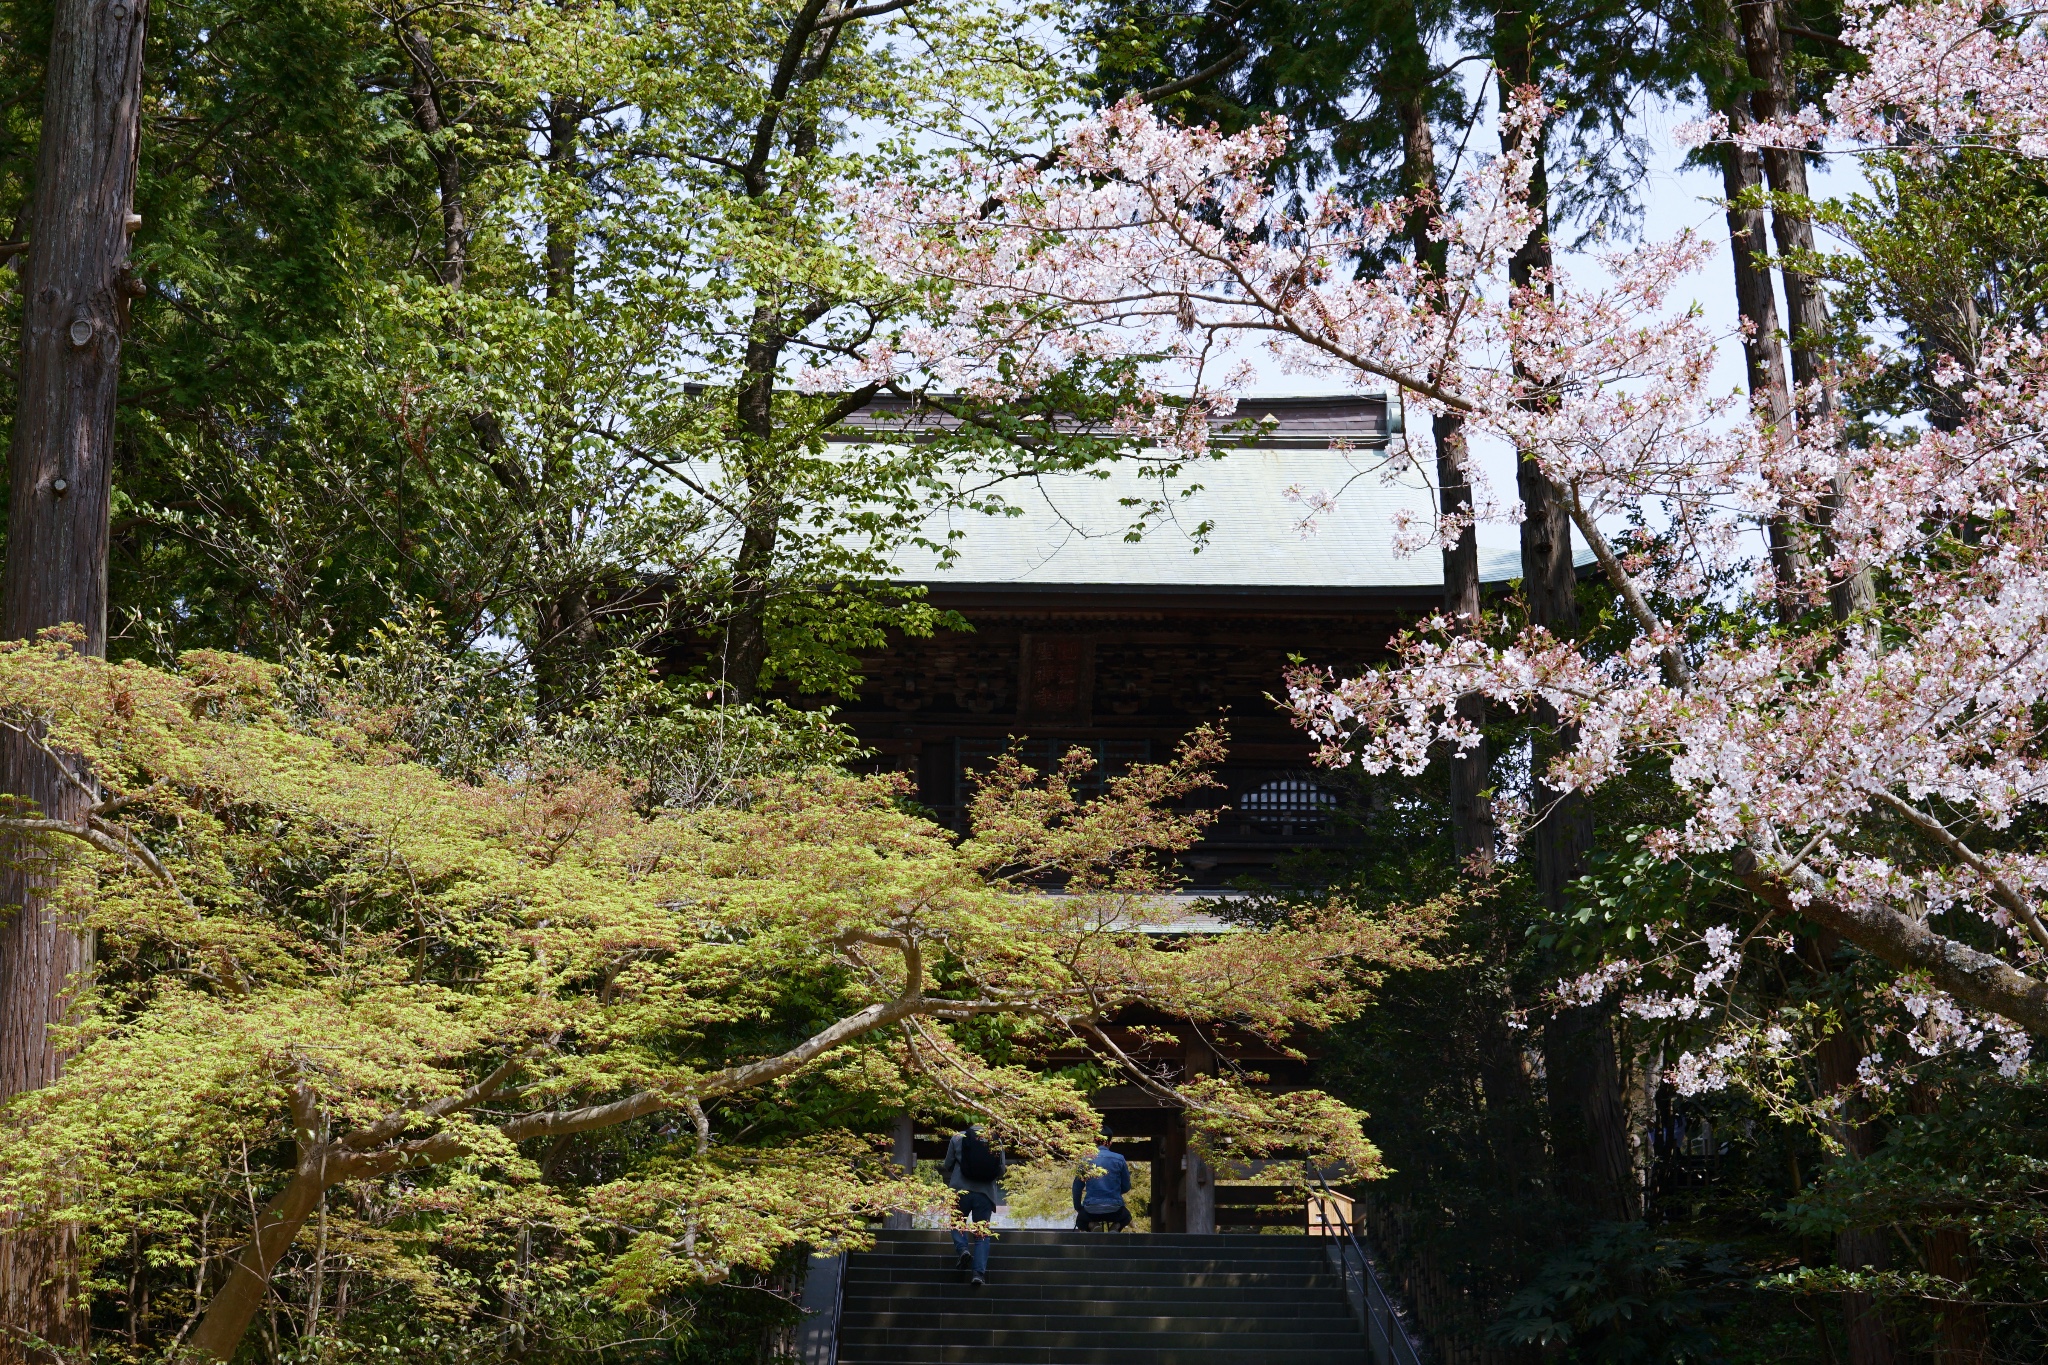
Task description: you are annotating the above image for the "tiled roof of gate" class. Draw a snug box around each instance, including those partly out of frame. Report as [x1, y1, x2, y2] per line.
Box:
[848, 396, 1572, 591]
[830, 393, 1395, 451]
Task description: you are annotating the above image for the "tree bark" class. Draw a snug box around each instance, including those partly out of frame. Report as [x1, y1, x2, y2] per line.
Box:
[1924, 1227, 1988, 1365]
[1435, 412, 1493, 868]
[1808, 951, 1899, 1365]
[1181, 1036, 1217, 1235]
[883, 1111, 916, 1231]
[1496, 16, 1636, 1225]
[529, 94, 597, 716]
[714, 2, 860, 703]
[722, 340, 781, 703]
[0, 0, 147, 1353]
[1737, 852, 2048, 1037]
[1154, 1116, 1187, 1233]
[1736, 0, 1876, 622]
[1387, 37, 1492, 869]
[1714, 77, 1814, 622]
[1473, 992, 1543, 1188]
[398, 27, 467, 289]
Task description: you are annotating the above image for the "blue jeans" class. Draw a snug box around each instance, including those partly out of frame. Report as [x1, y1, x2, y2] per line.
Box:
[952, 1191, 995, 1275]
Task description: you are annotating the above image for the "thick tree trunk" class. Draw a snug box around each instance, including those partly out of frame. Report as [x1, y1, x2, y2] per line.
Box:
[1434, 413, 1493, 867]
[1810, 990, 1899, 1365]
[1737, 0, 1875, 622]
[723, 339, 782, 703]
[1500, 52, 1592, 921]
[1713, 74, 1813, 622]
[1389, 54, 1492, 868]
[1182, 1038, 1217, 1235]
[1496, 20, 1636, 1225]
[182, 1172, 326, 1361]
[0, 0, 147, 1353]
[527, 97, 594, 717]
[1924, 1225, 1989, 1365]
[1713, 104, 1793, 429]
[1735, 2, 1826, 396]
[0, 731, 94, 1363]
[884, 1112, 917, 1231]
[1473, 995, 1543, 1187]
[1154, 1117, 1187, 1233]
[399, 28, 467, 289]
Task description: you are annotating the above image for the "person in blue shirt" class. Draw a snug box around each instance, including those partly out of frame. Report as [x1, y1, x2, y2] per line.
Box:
[1071, 1129, 1133, 1232]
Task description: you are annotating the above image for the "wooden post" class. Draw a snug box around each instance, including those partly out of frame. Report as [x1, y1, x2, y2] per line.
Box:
[1183, 1037, 1216, 1235]
[884, 1112, 916, 1230]
[1154, 1117, 1187, 1233]
[0, 0, 148, 1354]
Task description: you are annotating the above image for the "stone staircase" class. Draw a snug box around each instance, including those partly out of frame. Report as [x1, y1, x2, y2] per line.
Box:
[835, 1229, 1365, 1364]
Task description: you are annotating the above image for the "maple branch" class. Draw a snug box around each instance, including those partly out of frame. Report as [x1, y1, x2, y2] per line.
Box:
[0, 813, 255, 996]
[500, 994, 934, 1141]
[336, 1048, 538, 1154]
[1078, 1018, 1210, 1111]
[93, 778, 167, 817]
[834, 926, 924, 997]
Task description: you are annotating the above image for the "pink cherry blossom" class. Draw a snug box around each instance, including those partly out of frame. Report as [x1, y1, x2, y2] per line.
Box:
[836, 52, 2048, 1072]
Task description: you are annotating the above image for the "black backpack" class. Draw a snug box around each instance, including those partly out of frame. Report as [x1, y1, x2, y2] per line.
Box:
[958, 1130, 1002, 1183]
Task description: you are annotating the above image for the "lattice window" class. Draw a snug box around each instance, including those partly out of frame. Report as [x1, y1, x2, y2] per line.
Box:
[1237, 775, 1337, 835]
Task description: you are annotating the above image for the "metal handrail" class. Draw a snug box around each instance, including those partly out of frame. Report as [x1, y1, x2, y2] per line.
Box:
[1311, 1170, 1426, 1365]
[827, 1247, 846, 1365]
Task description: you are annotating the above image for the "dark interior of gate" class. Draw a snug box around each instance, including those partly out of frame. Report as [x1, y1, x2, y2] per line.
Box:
[763, 395, 1451, 1362]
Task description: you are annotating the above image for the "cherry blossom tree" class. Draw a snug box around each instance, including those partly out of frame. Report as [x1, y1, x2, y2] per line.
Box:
[829, 1, 2048, 1097]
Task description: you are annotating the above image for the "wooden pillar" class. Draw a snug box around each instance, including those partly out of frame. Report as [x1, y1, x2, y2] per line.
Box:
[1184, 1037, 1217, 1235]
[884, 1111, 916, 1231]
[1154, 1117, 1187, 1233]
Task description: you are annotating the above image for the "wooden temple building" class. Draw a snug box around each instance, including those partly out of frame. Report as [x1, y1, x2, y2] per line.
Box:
[804, 394, 1538, 1231]
[815, 393, 1528, 887]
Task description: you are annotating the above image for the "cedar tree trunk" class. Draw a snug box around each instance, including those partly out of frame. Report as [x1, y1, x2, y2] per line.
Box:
[0, 0, 148, 1354]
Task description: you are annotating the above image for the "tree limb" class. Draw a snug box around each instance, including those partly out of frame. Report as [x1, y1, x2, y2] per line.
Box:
[1868, 788, 2048, 952]
[1564, 480, 1690, 689]
[977, 43, 1249, 219]
[1734, 847, 2048, 1035]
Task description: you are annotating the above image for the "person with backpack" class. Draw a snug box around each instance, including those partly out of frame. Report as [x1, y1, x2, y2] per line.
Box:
[1071, 1128, 1133, 1232]
[942, 1123, 1006, 1285]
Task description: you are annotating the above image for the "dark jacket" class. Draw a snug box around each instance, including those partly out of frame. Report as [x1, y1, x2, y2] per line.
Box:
[942, 1128, 1007, 1203]
[1072, 1145, 1132, 1214]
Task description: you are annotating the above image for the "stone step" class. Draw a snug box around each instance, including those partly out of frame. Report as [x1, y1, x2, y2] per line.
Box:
[843, 1268, 1327, 1285]
[842, 1326, 1363, 1350]
[843, 1305, 1353, 1328]
[843, 1290, 1346, 1314]
[866, 1231, 1317, 1248]
[835, 1231, 1363, 1365]
[851, 1250, 1323, 1271]
[836, 1347, 1360, 1365]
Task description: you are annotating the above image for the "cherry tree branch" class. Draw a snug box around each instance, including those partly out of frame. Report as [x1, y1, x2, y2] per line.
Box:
[1868, 788, 2048, 951]
[1734, 847, 2048, 1035]
[1564, 479, 1691, 689]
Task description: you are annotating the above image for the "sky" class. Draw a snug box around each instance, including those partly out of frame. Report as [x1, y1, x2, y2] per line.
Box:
[1227, 84, 1868, 495]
